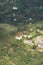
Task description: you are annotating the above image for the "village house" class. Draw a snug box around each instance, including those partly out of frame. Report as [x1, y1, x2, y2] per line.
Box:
[33, 36, 43, 48]
[37, 29, 40, 32]
[13, 7, 18, 10]
[15, 35, 22, 40]
[24, 40, 33, 45]
[15, 32, 33, 40]
[13, 19, 16, 21]
[23, 35, 27, 38]
[23, 34, 32, 38]
[28, 35, 32, 38]
[33, 36, 41, 43]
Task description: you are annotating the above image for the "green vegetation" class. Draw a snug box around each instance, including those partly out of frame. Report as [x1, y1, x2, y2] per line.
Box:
[0, 22, 43, 65]
[0, 0, 43, 65]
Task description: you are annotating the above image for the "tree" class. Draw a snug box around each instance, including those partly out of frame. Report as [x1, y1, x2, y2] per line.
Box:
[0, 0, 43, 25]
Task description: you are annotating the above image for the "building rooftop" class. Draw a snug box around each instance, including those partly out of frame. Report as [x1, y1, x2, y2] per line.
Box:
[13, 7, 18, 10]
[24, 40, 33, 45]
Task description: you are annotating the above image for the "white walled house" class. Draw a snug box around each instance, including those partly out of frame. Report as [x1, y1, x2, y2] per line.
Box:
[28, 35, 32, 38]
[23, 35, 27, 38]
[23, 34, 32, 38]
[24, 40, 33, 45]
[37, 29, 40, 32]
[15, 36, 22, 40]
[15, 34, 32, 40]
[33, 36, 41, 43]
[13, 7, 18, 10]
[13, 19, 16, 21]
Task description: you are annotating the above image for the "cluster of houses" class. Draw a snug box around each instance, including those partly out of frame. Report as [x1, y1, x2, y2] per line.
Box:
[15, 34, 43, 48]
[12, 6, 43, 48]
[15, 34, 32, 40]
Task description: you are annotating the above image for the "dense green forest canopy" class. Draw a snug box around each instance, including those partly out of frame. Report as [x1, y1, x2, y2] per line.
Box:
[0, 0, 43, 25]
